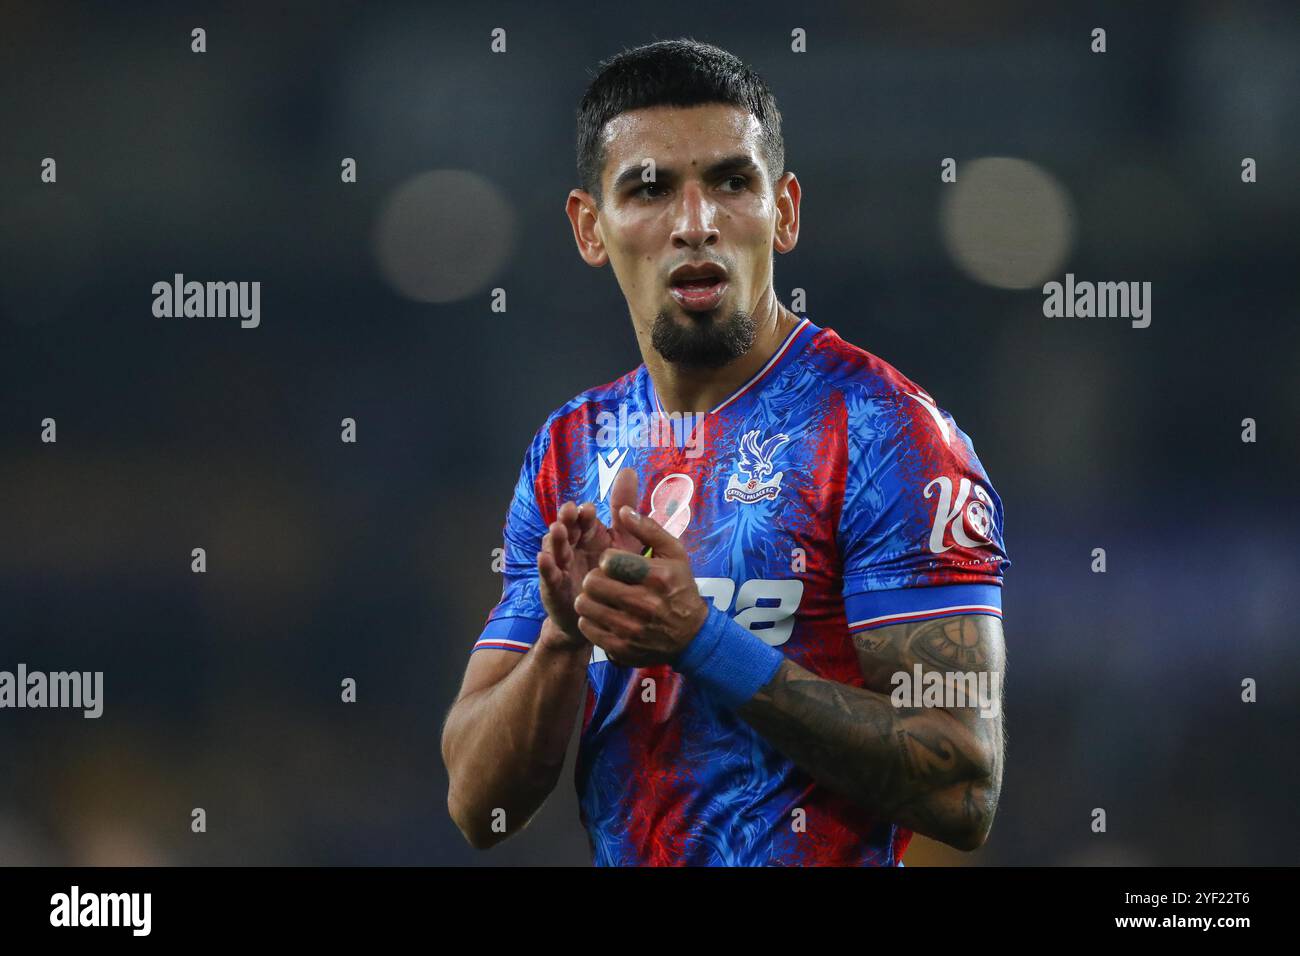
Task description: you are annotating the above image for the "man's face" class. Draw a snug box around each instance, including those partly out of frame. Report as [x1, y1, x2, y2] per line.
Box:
[574, 103, 789, 368]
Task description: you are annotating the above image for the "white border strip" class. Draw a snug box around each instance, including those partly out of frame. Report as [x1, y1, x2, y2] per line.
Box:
[848, 603, 1002, 630]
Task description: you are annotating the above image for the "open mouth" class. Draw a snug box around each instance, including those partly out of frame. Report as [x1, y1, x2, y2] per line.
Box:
[669, 265, 729, 313]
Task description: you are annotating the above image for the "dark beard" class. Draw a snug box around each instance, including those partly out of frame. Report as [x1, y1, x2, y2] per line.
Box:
[650, 308, 756, 369]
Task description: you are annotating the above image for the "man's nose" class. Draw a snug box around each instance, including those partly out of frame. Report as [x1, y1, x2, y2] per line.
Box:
[670, 181, 720, 249]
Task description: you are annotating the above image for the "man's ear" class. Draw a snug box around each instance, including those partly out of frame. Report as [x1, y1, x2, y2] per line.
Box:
[772, 171, 801, 255]
[566, 189, 608, 267]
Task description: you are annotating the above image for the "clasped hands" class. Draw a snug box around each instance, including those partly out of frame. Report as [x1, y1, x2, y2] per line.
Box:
[536, 467, 709, 667]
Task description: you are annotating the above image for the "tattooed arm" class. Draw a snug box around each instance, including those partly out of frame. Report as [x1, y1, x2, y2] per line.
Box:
[735, 614, 1006, 851]
[573, 504, 1007, 852]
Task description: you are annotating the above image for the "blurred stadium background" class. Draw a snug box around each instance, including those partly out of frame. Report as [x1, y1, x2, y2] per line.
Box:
[1, 1, 1297, 865]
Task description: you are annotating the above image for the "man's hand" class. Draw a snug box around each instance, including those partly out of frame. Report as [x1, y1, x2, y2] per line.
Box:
[536, 468, 641, 648]
[573, 505, 709, 667]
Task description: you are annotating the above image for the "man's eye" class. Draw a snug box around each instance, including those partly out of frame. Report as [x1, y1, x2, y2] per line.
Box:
[720, 175, 749, 191]
[636, 182, 667, 199]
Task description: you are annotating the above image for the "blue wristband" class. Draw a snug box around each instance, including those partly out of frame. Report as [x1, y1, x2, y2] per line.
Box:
[674, 604, 785, 709]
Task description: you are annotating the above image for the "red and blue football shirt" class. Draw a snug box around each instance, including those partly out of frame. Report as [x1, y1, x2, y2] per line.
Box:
[472, 318, 1010, 865]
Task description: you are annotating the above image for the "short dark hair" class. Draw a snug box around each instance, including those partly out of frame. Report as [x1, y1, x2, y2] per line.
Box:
[576, 39, 785, 206]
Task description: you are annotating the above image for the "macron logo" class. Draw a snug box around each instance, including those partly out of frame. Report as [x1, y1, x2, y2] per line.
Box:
[597, 448, 629, 502]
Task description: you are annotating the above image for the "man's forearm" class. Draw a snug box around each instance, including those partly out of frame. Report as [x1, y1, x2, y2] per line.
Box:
[560, 507, 1006, 850]
[736, 658, 1001, 850]
[442, 620, 590, 848]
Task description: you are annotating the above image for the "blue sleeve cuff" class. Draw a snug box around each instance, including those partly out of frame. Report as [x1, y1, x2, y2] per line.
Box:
[845, 583, 1002, 633]
[471, 615, 544, 653]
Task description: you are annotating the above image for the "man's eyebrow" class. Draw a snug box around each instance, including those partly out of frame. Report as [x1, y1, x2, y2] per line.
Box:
[610, 154, 762, 193]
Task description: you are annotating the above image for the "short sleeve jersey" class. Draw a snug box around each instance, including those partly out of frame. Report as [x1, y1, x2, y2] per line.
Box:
[473, 319, 1010, 865]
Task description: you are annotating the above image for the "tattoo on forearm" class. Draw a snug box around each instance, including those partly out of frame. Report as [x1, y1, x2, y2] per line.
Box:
[736, 615, 1006, 848]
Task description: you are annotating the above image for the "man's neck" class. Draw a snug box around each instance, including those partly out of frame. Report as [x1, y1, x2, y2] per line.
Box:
[643, 293, 800, 415]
